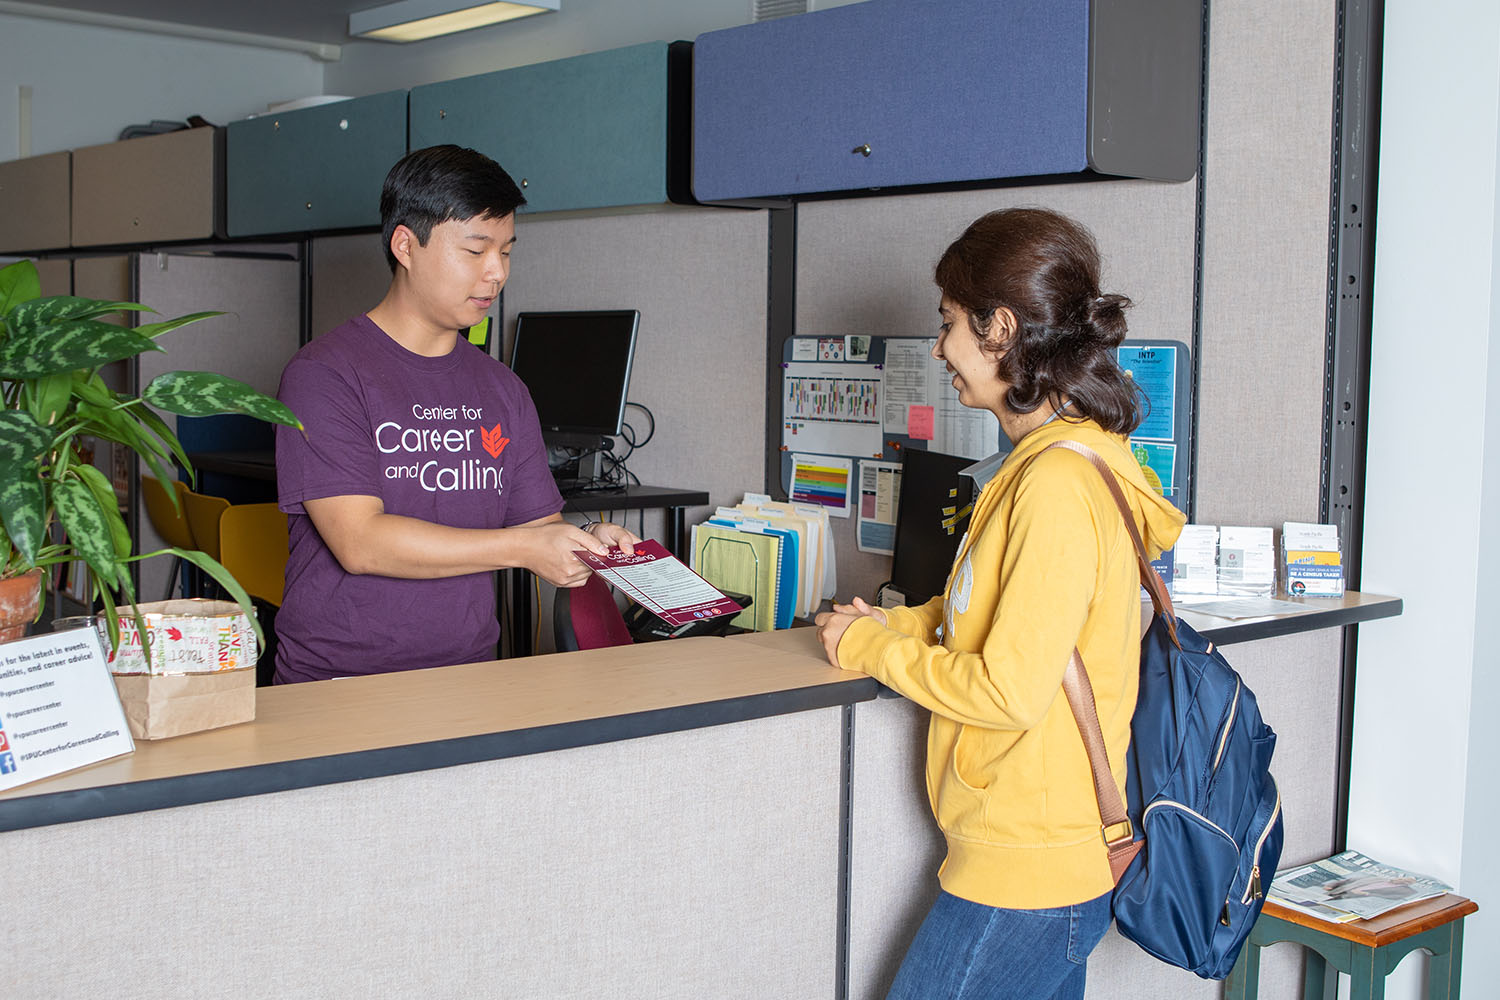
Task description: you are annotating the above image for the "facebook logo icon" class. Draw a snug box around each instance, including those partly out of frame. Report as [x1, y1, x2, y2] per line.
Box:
[0, 752, 16, 775]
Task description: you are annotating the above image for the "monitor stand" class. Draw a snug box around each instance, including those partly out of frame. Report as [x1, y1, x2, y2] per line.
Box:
[545, 432, 609, 492]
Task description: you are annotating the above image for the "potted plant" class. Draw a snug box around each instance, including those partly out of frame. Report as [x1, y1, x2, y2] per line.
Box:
[0, 259, 301, 650]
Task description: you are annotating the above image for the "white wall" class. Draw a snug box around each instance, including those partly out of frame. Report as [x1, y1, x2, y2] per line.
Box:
[0, 12, 325, 160]
[324, 0, 868, 96]
[1356, 0, 1500, 994]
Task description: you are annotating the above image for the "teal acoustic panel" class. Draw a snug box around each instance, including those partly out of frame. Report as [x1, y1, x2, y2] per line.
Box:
[409, 42, 673, 215]
[226, 91, 408, 237]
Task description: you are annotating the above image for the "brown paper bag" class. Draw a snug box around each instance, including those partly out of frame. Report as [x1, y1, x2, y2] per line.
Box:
[107, 599, 258, 740]
[112, 668, 255, 740]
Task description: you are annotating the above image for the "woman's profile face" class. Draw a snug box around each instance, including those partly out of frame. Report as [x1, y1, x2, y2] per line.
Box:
[934, 295, 1009, 418]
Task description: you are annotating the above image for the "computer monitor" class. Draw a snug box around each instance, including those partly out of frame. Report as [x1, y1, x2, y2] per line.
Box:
[509, 310, 640, 440]
[889, 448, 977, 605]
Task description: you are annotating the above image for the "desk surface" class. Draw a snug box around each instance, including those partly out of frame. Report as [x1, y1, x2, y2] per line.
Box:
[0, 592, 1399, 833]
[0, 635, 875, 832]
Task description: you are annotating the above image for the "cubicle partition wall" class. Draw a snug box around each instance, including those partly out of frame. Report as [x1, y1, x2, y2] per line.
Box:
[130, 251, 303, 600]
[496, 206, 770, 650]
[7, 702, 846, 997]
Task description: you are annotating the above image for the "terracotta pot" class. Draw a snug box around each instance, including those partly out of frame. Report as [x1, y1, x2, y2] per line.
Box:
[0, 569, 44, 642]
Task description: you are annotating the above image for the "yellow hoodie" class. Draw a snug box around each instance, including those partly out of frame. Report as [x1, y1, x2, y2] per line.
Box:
[840, 418, 1185, 909]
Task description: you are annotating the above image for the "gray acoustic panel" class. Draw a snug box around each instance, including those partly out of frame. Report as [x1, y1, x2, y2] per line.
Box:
[796, 182, 1196, 600]
[6, 709, 844, 998]
[1195, 0, 1338, 527]
[133, 252, 301, 601]
[501, 206, 769, 521]
[310, 233, 393, 339]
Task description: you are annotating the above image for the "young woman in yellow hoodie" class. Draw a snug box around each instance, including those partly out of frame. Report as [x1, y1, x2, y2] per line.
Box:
[815, 208, 1185, 1000]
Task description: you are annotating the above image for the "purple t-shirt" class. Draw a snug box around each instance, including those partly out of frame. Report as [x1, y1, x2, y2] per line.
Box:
[273, 314, 563, 683]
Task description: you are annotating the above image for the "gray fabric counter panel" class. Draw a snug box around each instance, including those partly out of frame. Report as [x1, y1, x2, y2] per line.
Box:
[9, 707, 844, 999]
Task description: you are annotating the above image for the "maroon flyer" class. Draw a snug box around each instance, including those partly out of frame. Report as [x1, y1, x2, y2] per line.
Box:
[575, 539, 743, 627]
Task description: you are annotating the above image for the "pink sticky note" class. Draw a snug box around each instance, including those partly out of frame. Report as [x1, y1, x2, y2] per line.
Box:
[908, 405, 936, 441]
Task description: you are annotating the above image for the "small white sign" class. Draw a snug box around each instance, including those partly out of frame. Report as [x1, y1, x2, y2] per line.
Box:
[0, 627, 134, 792]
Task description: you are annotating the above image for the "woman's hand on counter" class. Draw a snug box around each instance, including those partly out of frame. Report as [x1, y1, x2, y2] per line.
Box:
[814, 597, 887, 668]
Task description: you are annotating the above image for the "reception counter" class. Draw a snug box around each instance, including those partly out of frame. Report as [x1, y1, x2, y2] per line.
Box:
[2, 593, 1399, 999]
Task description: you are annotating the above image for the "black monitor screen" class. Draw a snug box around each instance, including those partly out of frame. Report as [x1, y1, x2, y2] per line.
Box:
[889, 448, 977, 605]
[509, 310, 639, 436]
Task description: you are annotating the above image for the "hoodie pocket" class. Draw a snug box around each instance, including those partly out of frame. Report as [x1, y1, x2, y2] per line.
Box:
[950, 724, 995, 791]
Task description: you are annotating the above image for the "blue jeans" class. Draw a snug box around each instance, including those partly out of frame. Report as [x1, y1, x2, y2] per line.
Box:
[885, 890, 1113, 1000]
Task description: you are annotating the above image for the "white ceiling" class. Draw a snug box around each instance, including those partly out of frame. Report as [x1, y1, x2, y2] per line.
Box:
[15, 0, 373, 45]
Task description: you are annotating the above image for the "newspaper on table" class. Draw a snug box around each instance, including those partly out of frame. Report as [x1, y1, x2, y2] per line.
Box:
[1268, 850, 1451, 923]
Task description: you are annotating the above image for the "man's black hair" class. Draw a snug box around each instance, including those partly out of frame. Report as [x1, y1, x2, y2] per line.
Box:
[380, 145, 527, 272]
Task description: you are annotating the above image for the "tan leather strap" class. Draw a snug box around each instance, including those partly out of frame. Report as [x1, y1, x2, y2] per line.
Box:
[1040, 440, 1177, 883]
[1046, 440, 1179, 642]
[1063, 645, 1143, 882]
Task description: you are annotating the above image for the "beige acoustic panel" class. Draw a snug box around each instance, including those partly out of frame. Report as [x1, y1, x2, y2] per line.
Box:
[71, 128, 221, 247]
[797, 182, 1197, 600]
[1195, 0, 1337, 526]
[73, 256, 134, 395]
[32, 257, 71, 297]
[72, 254, 133, 302]
[0, 151, 70, 253]
[6, 710, 843, 999]
[310, 232, 392, 338]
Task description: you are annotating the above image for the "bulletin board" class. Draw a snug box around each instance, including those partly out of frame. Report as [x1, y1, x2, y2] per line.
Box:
[777, 334, 1003, 492]
[775, 335, 1192, 545]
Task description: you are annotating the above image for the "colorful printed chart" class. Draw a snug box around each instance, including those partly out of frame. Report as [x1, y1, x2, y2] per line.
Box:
[789, 454, 853, 518]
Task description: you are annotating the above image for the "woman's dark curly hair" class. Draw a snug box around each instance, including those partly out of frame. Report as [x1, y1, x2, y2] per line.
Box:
[934, 208, 1142, 434]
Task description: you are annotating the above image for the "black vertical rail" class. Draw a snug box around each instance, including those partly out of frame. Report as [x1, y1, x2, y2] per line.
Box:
[766, 205, 797, 498]
[836, 703, 855, 1000]
[1321, 0, 1384, 853]
[1185, 0, 1211, 522]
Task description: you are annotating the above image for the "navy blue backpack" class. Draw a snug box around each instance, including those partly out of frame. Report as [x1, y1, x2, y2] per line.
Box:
[1053, 442, 1285, 980]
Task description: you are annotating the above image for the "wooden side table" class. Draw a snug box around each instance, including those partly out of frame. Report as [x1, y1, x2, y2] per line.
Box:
[1225, 894, 1477, 999]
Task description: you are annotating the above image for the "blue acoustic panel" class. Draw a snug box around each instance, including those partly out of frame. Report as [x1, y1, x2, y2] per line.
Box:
[226, 91, 408, 237]
[693, 0, 1091, 201]
[409, 42, 672, 215]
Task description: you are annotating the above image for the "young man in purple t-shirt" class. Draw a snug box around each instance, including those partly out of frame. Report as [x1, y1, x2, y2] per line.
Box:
[273, 145, 639, 683]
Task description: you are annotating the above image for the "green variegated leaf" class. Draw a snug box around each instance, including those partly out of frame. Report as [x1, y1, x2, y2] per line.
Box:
[131, 403, 191, 472]
[0, 260, 41, 321]
[0, 319, 162, 378]
[75, 400, 160, 455]
[176, 548, 266, 653]
[0, 411, 51, 463]
[133, 311, 223, 340]
[7, 296, 148, 336]
[74, 463, 131, 559]
[30, 371, 73, 426]
[143, 371, 302, 430]
[54, 476, 118, 581]
[71, 371, 118, 408]
[0, 460, 45, 564]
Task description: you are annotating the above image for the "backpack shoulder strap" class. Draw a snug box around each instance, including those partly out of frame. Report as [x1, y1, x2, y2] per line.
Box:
[1040, 439, 1177, 883]
[1062, 646, 1143, 882]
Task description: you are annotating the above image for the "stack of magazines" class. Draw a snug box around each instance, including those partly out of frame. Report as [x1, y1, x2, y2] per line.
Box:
[1268, 850, 1452, 923]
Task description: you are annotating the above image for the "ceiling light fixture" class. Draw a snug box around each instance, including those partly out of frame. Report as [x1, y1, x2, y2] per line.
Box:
[349, 0, 559, 43]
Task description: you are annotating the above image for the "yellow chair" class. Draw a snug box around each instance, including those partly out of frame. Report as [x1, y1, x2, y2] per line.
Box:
[182, 489, 230, 563]
[217, 503, 289, 607]
[140, 476, 195, 600]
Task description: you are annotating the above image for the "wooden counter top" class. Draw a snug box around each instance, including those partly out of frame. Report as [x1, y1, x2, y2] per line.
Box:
[0, 635, 878, 833]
